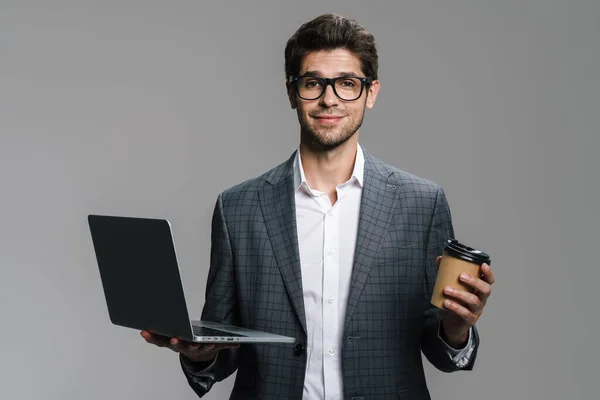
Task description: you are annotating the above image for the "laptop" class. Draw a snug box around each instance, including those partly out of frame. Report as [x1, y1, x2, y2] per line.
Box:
[87, 214, 295, 344]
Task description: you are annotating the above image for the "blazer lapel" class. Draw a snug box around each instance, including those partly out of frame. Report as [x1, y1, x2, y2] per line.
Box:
[259, 155, 307, 335]
[343, 153, 397, 333]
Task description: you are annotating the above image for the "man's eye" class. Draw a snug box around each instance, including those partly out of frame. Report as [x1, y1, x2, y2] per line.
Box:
[305, 80, 322, 88]
[339, 80, 356, 87]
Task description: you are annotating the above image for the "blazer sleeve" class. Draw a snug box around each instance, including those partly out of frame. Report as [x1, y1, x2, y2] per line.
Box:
[420, 186, 480, 372]
[180, 192, 240, 396]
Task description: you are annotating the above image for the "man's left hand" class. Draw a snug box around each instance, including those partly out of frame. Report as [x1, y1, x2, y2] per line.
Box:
[436, 256, 496, 348]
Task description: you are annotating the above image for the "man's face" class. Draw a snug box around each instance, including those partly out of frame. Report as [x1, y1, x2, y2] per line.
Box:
[287, 48, 380, 151]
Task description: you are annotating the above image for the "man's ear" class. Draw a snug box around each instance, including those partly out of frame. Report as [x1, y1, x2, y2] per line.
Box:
[286, 82, 298, 109]
[365, 80, 380, 110]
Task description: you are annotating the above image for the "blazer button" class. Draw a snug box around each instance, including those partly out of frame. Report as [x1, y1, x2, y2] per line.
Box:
[294, 343, 305, 356]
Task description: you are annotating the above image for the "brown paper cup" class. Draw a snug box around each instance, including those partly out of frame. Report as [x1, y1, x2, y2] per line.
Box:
[431, 239, 491, 309]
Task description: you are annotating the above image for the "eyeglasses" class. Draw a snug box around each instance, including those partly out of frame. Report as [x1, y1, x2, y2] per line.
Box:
[288, 75, 373, 101]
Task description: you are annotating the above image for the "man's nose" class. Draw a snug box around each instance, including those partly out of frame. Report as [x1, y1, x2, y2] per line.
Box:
[319, 84, 339, 107]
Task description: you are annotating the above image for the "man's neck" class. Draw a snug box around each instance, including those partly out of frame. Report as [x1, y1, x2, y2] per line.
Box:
[298, 136, 358, 196]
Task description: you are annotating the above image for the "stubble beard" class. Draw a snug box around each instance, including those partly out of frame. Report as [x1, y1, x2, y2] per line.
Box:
[299, 108, 366, 152]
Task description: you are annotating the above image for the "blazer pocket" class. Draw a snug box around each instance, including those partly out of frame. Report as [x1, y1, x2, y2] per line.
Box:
[398, 385, 428, 397]
[375, 244, 416, 276]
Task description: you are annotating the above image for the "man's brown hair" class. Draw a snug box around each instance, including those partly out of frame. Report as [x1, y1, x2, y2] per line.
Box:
[284, 13, 379, 80]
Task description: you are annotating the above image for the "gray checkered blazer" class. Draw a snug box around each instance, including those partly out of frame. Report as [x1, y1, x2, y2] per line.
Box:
[180, 149, 479, 399]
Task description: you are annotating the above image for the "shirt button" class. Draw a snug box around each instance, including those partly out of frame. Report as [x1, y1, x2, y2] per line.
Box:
[327, 210, 333, 217]
[328, 349, 335, 356]
[328, 296, 335, 304]
[327, 248, 334, 256]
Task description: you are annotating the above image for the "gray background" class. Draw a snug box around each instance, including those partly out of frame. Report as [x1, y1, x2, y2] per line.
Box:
[0, 0, 597, 399]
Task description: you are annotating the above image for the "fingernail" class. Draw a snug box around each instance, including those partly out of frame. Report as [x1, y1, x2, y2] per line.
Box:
[444, 300, 452, 308]
[460, 273, 470, 281]
[444, 286, 453, 294]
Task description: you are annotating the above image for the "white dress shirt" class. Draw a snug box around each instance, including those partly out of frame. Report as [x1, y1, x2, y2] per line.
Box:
[293, 145, 364, 400]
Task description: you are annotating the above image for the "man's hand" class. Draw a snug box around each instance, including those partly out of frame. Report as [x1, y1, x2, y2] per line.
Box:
[141, 330, 240, 363]
[436, 256, 496, 348]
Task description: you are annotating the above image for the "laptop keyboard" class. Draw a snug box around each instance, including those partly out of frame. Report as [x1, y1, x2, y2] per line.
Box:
[192, 326, 246, 338]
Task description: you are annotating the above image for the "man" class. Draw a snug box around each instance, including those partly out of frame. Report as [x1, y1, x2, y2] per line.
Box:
[142, 13, 495, 400]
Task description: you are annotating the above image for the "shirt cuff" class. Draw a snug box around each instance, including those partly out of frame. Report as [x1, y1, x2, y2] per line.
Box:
[437, 321, 476, 368]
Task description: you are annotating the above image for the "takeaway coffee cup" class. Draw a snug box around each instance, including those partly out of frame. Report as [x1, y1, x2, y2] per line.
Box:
[431, 239, 491, 309]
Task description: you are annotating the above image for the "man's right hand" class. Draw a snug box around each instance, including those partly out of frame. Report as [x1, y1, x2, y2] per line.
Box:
[141, 330, 240, 363]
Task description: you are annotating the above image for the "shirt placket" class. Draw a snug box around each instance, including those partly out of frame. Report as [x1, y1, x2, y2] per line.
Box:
[322, 192, 341, 400]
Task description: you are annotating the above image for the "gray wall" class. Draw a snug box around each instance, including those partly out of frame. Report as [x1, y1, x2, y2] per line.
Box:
[1, 1, 597, 399]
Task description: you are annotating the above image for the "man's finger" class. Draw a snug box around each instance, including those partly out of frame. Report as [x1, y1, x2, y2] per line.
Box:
[141, 330, 170, 347]
[443, 299, 477, 326]
[481, 263, 496, 285]
[459, 273, 492, 299]
[444, 286, 481, 311]
[170, 337, 209, 354]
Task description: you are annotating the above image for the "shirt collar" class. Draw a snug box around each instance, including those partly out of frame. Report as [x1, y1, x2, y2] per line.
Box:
[293, 143, 365, 192]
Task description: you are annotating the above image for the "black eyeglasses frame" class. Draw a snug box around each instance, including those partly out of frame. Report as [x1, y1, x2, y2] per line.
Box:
[288, 75, 374, 101]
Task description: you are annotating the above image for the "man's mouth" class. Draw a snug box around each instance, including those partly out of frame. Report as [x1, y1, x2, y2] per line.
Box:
[312, 114, 345, 122]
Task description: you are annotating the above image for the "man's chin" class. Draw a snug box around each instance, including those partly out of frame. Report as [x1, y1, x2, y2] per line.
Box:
[304, 131, 352, 151]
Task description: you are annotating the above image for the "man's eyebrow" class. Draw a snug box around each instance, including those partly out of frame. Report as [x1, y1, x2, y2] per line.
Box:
[336, 71, 362, 78]
[300, 70, 362, 78]
[301, 70, 324, 77]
